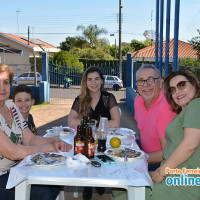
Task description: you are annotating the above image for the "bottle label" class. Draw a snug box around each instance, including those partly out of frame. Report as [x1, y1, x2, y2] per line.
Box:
[74, 141, 85, 154]
[87, 143, 95, 157]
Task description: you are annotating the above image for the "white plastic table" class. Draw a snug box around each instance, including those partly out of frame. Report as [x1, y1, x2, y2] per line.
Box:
[7, 131, 153, 200]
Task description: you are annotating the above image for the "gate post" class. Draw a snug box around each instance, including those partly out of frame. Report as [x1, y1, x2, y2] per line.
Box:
[40, 52, 50, 103]
[126, 52, 132, 87]
[42, 52, 48, 81]
[133, 61, 137, 90]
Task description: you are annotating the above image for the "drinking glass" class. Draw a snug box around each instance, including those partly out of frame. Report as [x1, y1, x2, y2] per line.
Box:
[52, 126, 61, 138]
[98, 117, 108, 132]
[97, 117, 108, 153]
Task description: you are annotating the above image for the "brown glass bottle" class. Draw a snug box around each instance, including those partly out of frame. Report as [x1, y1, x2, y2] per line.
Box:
[81, 116, 88, 139]
[74, 125, 85, 155]
[86, 114, 91, 124]
[84, 126, 95, 159]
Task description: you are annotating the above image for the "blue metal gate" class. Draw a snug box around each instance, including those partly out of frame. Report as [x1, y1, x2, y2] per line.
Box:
[48, 62, 126, 104]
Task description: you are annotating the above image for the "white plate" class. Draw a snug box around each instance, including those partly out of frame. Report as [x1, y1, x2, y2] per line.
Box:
[26, 152, 68, 166]
[46, 127, 76, 137]
[105, 146, 144, 162]
[107, 128, 135, 139]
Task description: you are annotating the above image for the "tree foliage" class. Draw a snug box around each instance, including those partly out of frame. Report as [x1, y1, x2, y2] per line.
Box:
[70, 48, 113, 60]
[59, 36, 89, 51]
[189, 29, 200, 59]
[49, 50, 84, 72]
[130, 39, 152, 51]
[76, 24, 108, 48]
[180, 58, 200, 67]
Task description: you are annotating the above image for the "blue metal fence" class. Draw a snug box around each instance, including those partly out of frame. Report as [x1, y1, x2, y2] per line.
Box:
[48, 62, 127, 104]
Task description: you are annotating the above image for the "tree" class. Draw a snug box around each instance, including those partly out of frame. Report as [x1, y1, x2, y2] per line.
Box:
[59, 36, 89, 51]
[49, 50, 84, 72]
[189, 29, 200, 59]
[76, 24, 108, 48]
[71, 48, 113, 60]
[130, 39, 152, 51]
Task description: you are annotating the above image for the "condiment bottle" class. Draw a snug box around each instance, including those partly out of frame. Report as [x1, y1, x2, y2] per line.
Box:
[84, 126, 95, 159]
[74, 125, 85, 155]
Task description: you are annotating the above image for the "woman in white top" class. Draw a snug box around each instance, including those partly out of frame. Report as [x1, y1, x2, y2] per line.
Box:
[0, 64, 72, 200]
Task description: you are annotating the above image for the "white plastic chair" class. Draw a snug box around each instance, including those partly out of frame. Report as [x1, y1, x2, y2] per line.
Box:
[56, 190, 65, 200]
[119, 107, 121, 116]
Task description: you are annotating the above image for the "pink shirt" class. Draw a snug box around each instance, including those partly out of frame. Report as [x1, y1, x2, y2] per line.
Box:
[134, 90, 176, 153]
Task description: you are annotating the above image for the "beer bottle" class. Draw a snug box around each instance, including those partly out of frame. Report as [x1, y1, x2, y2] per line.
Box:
[86, 114, 91, 125]
[74, 125, 85, 155]
[84, 126, 95, 159]
[81, 116, 88, 139]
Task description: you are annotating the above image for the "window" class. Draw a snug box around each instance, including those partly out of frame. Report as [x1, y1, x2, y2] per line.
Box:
[19, 73, 29, 77]
[107, 76, 114, 81]
[29, 73, 34, 77]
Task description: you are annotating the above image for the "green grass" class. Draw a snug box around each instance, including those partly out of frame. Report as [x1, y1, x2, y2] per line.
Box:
[31, 102, 50, 111]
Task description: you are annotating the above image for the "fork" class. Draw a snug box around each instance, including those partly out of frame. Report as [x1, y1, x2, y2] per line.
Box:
[124, 149, 129, 162]
[38, 152, 54, 164]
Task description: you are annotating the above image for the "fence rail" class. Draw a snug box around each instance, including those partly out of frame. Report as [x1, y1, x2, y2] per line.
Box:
[48, 62, 127, 104]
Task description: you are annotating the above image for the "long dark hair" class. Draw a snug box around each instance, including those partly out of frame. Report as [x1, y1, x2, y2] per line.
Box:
[79, 66, 105, 118]
[163, 70, 200, 114]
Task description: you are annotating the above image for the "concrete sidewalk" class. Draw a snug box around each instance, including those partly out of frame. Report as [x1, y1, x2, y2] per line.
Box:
[30, 100, 139, 200]
[31, 100, 139, 137]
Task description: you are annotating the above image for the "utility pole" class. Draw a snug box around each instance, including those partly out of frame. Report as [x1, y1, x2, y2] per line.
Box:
[16, 9, 21, 35]
[28, 26, 30, 45]
[119, 0, 122, 79]
[115, 38, 117, 59]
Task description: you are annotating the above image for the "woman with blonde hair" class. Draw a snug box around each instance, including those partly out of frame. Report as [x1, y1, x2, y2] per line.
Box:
[68, 66, 120, 128]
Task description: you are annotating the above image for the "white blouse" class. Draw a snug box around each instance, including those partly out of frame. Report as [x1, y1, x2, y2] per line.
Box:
[0, 100, 28, 175]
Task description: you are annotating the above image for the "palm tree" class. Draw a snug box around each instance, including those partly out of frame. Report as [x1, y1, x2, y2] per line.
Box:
[76, 24, 107, 48]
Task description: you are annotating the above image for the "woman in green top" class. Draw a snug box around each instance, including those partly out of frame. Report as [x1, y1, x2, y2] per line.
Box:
[147, 70, 200, 200]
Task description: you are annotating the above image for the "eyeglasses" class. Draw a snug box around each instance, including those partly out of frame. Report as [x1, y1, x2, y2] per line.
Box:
[136, 77, 160, 86]
[168, 81, 190, 95]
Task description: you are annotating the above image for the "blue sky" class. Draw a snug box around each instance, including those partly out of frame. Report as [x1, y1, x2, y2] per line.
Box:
[0, 0, 200, 47]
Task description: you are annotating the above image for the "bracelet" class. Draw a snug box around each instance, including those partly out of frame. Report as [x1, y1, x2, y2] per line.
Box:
[157, 168, 166, 177]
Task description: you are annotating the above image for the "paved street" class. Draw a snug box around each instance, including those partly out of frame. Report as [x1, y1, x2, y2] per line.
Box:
[50, 87, 126, 103]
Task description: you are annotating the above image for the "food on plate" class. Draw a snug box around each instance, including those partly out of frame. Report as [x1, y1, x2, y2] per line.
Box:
[110, 137, 121, 148]
[30, 152, 67, 165]
[62, 128, 73, 133]
[107, 148, 142, 158]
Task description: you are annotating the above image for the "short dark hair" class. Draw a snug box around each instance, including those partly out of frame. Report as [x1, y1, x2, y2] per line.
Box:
[13, 84, 34, 101]
[163, 70, 200, 114]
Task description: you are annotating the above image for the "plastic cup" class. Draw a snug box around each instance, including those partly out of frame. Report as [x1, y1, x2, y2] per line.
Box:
[98, 117, 108, 132]
[52, 126, 61, 138]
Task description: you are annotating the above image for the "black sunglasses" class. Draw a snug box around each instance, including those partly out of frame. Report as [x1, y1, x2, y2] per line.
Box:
[169, 81, 190, 95]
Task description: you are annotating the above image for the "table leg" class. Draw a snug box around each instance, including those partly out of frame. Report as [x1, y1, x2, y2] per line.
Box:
[15, 180, 31, 200]
[127, 186, 145, 200]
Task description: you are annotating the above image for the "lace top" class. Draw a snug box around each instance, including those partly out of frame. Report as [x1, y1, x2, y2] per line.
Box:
[71, 91, 118, 120]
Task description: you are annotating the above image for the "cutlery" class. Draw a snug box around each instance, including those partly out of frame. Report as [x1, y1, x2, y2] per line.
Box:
[124, 149, 129, 162]
[38, 152, 53, 164]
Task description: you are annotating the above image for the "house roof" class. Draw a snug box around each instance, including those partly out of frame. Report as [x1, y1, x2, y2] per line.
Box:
[0, 32, 60, 53]
[131, 39, 198, 59]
